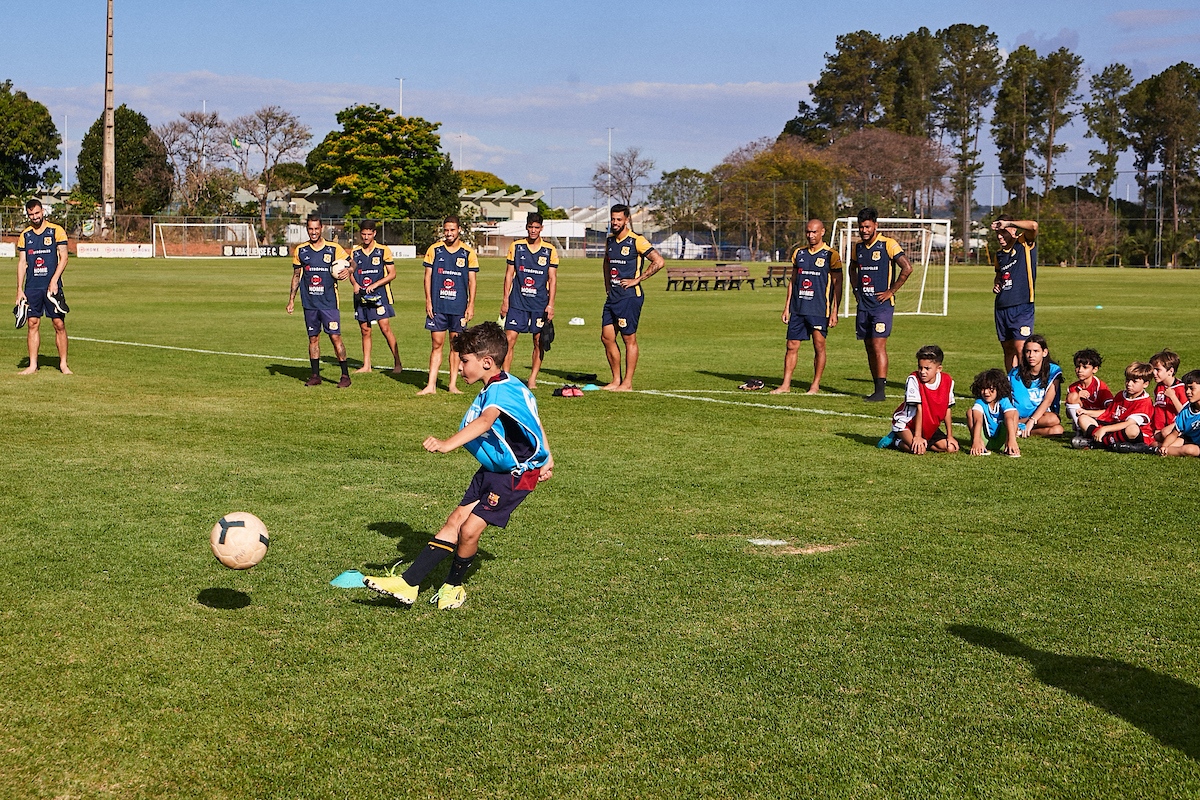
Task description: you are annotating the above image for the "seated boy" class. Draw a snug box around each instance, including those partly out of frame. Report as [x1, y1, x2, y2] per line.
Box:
[1074, 361, 1154, 453]
[1159, 369, 1200, 457]
[363, 321, 553, 610]
[878, 344, 959, 454]
[1150, 349, 1188, 443]
[1065, 348, 1112, 431]
[966, 368, 1020, 457]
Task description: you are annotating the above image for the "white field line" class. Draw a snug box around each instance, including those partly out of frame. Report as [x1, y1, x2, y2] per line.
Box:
[655, 388, 853, 398]
[72, 336, 435, 371]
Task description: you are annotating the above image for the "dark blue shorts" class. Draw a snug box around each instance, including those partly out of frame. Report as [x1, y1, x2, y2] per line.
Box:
[25, 286, 66, 320]
[303, 307, 342, 337]
[426, 312, 467, 333]
[460, 467, 539, 528]
[602, 295, 644, 335]
[354, 297, 395, 324]
[786, 313, 828, 342]
[855, 305, 893, 339]
[995, 303, 1035, 342]
[504, 308, 547, 334]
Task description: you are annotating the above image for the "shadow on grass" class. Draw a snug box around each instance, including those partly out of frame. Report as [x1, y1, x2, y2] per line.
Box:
[949, 624, 1200, 761]
[835, 432, 885, 448]
[267, 363, 318, 383]
[696, 369, 770, 387]
[362, 520, 496, 571]
[379, 367, 427, 389]
[197, 587, 251, 609]
[538, 367, 600, 384]
[16, 355, 64, 371]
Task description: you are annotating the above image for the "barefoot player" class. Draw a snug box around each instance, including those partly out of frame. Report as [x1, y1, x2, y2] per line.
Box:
[600, 204, 663, 391]
[500, 212, 558, 389]
[349, 220, 401, 374]
[15, 199, 71, 374]
[771, 218, 842, 395]
[418, 216, 478, 395]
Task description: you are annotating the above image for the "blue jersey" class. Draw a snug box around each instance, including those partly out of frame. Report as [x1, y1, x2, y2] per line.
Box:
[293, 239, 349, 310]
[852, 235, 904, 311]
[995, 233, 1036, 309]
[606, 229, 655, 301]
[1008, 363, 1063, 417]
[461, 373, 551, 476]
[1174, 403, 1200, 445]
[507, 239, 559, 312]
[352, 244, 395, 303]
[424, 242, 479, 315]
[972, 396, 1018, 438]
[18, 223, 68, 289]
[789, 244, 842, 318]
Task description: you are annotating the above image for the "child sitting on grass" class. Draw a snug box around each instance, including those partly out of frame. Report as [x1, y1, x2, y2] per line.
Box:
[1073, 361, 1155, 453]
[1009, 334, 1063, 438]
[1150, 349, 1188, 443]
[965, 368, 1021, 457]
[1064, 348, 1112, 432]
[1159, 369, 1200, 457]
[878, 344, 959, 454]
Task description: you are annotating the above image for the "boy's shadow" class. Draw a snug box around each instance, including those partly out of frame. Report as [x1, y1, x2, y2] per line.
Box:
[835, 432, 884, 447]
[949, 624, 1200, 761]
[353, 520, 494, 607]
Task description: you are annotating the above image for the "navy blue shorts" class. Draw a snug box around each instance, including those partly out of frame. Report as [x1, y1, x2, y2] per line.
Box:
[303, 307, 342, 337]
[602, 295, 644, 335]
[786, 313, 828, 342]
[354, 297, 395, 324]
[504, 308, 547, 334]
[855, 305, 893, 339]
[995, 302, 1035, 342]
[25, 286, 66, 320]
[460, 467, 539, 528]
[426, 312, 467, 333]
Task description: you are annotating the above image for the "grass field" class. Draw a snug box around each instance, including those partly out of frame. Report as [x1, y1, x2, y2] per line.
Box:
[2, 254, 1200, 799]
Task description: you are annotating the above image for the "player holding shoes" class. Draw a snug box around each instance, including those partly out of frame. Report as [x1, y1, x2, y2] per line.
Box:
[286, 215, 352, 387]
[349, 220, 401, 375]
[15, 199, 71, 374]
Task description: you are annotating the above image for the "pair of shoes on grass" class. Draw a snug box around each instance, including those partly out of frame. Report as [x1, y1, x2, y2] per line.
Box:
[363, 573, 465, 610]
[304, 375, 352, 388]
[738, 379, 765, 391]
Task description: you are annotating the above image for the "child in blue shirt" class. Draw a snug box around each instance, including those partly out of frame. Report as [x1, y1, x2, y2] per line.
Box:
[966, 368, 1021, 457]
[1160, 369, 1200, 457]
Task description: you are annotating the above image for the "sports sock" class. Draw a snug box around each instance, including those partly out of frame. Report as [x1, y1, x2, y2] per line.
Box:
[310, 358, 320, 375]
[446, 554, 474, 586]
[340, 359, 349, 376]
[401, 539, 456, 586]
[874, 377, 886, 394]
[1066, 403, 1081, 430]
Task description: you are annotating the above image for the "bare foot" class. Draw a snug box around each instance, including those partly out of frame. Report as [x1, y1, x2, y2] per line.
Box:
[600, 382, 622, 391]
[805, 385, 820, 395]
[353, 366, 373, 374]
[18, 365, 38, 375]
[526, 380, 537, 390]
[448, 386, 463, 395]
[59, 364, 73, 375]
[769, 386, 791, 395]
[416, 386, 436, 395]
[609, 384, 633, 392]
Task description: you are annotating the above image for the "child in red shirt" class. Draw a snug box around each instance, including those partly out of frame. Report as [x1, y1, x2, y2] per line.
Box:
[879, 344, 958, 455]
[1073, 361, 1154, 453]
[1150, 349, 1187, 442]
[1064, 348, 1112, 432]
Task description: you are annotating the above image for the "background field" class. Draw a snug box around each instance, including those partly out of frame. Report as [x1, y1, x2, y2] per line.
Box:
[2, 256, 1199, 799]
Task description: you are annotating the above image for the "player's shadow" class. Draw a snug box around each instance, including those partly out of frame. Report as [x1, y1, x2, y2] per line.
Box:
[15, 355, 63, 371]
[696, 369, 769, 386]
[266, 364, 319, 383]
[353, 520, 495, 607]
[196, 587, 251, 609]
[949, 624, 1200, 761]
[538, 368, 600, 383]
[380, 368, 427, 389]
[835, 432, 886, 447]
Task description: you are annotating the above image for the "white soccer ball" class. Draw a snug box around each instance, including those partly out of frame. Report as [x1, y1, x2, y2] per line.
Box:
[331, 259, 350, 280]
[210, 512, 270, 570]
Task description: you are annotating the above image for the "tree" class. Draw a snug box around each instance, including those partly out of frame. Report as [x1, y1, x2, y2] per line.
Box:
[810, 30, 893, 134]
[648, 168, 715, 229]
[1149, 63, 1200, 240]
[935, 23, 1001, 249]
[227, 106, 311, 232]
[781, 99, 832, 146]
[828, 129, 949, 216]
[307, 104, 459, 221]
[886, 27, 943, 137]
[272, 161, 313, 191]
[1034, 47, 1084, 196]
[0, 81, 60, 198]
[591, 146, 654, 207]
[991, 45, 1043, 206]
[76, 104, 172, 215]
[457, 169, 511, 193]
[1081, 63, 1133, 205]
[155, 110, 230, 214]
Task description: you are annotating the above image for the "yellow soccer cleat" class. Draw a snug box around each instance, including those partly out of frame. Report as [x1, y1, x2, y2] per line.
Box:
[362, 574, 419, 605]
[432, 583, 466, 610]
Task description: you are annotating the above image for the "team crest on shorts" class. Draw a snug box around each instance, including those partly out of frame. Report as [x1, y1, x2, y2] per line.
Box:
[536, 318, 544, 328]
[460, 317, 467, 327]
[1020, 326, 1031, 336]
[618, 318, 627, 328]
[875, 322, 886, 333]
[329, 321, 339, 331]
[376, 307, 386, 316]
[487, 492, 500, 507]
[872, 251, 881, 261]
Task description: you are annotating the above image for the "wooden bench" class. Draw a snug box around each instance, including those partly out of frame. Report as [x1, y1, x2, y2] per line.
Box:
[665, 265, 755, 290]
[763, 264, 790, 286]
[713, 263, 755, 290]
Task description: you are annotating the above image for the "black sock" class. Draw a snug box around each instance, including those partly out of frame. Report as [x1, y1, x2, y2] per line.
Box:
[340, 359, 349, 376]
[873, 377, 887, 395]
[401, 539, 455, 586]
[310, 358, 320, 375]
[446, 554, 474, 586]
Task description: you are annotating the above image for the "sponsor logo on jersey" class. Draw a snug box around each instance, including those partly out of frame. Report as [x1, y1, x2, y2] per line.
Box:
[1002, 272, 1011, 280]
[443, 279, 454, 289]
[311, 275, 323, 285]
[801, 279, 813, 289]
[362, 277, 373, 287]
[862, 275, 873, 286]
[523, 277, 535, 288]
[35, 257, 44, 267]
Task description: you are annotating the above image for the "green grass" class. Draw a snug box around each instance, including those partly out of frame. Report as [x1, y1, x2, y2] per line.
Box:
[2, 255, 1199, 798]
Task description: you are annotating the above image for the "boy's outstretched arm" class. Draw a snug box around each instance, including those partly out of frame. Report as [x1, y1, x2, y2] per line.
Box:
[424, 407, 501, 454]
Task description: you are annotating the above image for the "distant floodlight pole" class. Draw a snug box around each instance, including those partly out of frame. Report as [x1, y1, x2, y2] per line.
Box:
[606, 127, 615, 203]
[396, 77, 404, 117]
[101, 0, 116, 230]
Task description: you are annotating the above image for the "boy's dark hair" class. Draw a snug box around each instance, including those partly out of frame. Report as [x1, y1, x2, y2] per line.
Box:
[359, 219, 377, 232]
[25, 198, 42, 211]
[971, 368, 1013, 401]
[453, 321, 509, 363]
[306, 214, 321, 225]
[916, 344, 944, 364]
[1149, 349, 1180, 372]
[1181, 369, 1200, 387]
[1125, 361, 1154, 382]
[526, 211, 544, 225]
[443, 215, 461, 226]
[610, 203, 630, 218]
[857, 207, 878, 224]
[1017, 334, 1056, 389]
[1073, 348, 1103, 368]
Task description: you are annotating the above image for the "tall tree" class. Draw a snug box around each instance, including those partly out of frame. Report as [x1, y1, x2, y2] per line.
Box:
[592, 146, 654, 207]
[991, 45, 1043, 205]
[828, 129, 949, 216]
[76, 104, 172, 214]
[810, 30, 893, 134]
[227, 106, 311, 232]
[935, 23, 1001, 249]
[648, 168, 715, 229]
[1081, 63, 1133, 206]
[1034, 47, 1084, 195]
[1121, 78, 1156, 212]
[0, 81, 60, 198]
[155, 110, 230, 213]
[781, 99, 832, 146]
[1149, 63, 1200, 239]
[887, 27, 943, 137]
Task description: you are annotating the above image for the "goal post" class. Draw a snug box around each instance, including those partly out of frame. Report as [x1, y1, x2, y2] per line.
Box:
[153, 222, 261, 258]
[831, 217, 952, 317]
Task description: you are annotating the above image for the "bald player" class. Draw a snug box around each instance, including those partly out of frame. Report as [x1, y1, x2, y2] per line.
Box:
[849, 207, 912, 402]
[771, 218, 843, 394]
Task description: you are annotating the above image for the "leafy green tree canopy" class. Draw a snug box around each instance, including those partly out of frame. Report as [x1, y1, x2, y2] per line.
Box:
[0, 81, 61, 198]
[77, 104, 173, 214]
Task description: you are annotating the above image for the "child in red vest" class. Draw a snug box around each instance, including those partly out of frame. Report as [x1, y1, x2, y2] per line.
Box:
[878, 344, 959, 454]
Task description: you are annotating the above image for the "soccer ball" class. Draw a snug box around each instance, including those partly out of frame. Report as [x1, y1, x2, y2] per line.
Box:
[210, 512, 270, 570]
[331, 259, 350, 280]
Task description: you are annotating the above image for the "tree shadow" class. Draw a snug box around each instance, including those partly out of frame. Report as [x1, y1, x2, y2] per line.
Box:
[197, 587, 251, 609]
[835, 432, 886, 447]
[948, 624, 1200, 761]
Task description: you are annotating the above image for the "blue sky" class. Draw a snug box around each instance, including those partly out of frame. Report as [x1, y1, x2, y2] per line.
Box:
[4, 1, 1199, 202]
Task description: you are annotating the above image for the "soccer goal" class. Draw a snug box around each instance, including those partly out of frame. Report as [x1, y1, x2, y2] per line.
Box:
[153, 222, 259, 258]
[831, 217, 952, 316]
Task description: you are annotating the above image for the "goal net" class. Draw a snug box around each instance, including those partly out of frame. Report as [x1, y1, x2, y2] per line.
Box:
[153, 222, 259, 258]
[831, 217, 951, 316]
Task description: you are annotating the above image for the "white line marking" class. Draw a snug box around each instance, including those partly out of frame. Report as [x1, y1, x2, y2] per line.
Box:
[637, 390, 884, 420]
[72, 336, 433, 371]
[656, 388, 853, 398]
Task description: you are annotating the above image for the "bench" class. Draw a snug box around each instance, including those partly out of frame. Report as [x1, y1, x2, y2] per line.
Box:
[665, 265, 754, 290]
[763, 264, 790, 286]
[713, 263, 755, 290]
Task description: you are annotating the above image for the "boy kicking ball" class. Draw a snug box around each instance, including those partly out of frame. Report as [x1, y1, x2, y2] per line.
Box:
[363, 322, 553, 610]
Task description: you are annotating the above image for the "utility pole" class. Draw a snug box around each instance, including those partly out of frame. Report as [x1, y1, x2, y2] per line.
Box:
[606, 127, 614, 203]
[101, 0, 115, 234]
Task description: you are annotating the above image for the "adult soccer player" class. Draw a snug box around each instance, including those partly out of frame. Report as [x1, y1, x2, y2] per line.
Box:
[349, 220, 401, 374]
[418, 215, 478, 395]
[500, 212, 558, 389]
[990, 215, 1039, 370]
[286, 215, 352, 387]
[849, 207, 912, 402]
[600, 204, 664, 391]
[15, 199, 71, 374]
[771, 218, 843, 395]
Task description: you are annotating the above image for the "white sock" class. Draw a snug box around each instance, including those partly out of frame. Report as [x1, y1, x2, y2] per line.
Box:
[1066, 404, 1081, 430]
